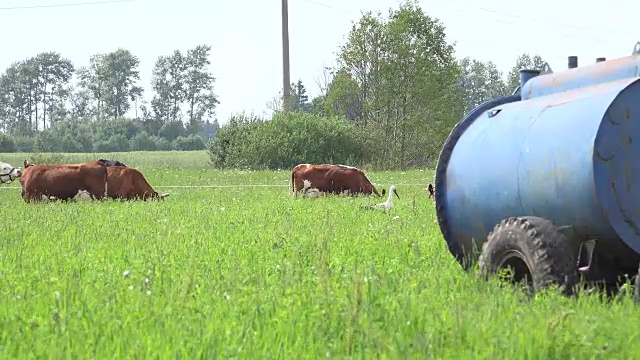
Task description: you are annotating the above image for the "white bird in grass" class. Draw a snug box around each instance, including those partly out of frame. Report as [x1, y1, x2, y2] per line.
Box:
[366, 185, 399, 212]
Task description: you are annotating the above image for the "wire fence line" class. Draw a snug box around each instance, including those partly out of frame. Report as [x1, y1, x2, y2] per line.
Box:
[0, 183, 430, 190]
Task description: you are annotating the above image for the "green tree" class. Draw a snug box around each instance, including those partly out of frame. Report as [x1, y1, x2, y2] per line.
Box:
[506, 53, 547, 92]
[150, 50, 186, 122]
[77, 54, 108, 120]
[0, 60, 35, 134]
[323, 69, 361, 121]
[291, 79, 311, 112]
[34, 52, 74, 128]
[101, 48, 144, 118]
[327, 0, 464, 168]
[0, 53, 74, 134]
[78, 49, 143, 120]
[183, 45, 219, 134]
[458, 57, 508, 112]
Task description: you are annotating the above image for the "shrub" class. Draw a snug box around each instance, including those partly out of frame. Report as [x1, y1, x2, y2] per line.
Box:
[0, 133, 17, 152]
[207, 111, 365, 170]
[172, 135, 206, 151]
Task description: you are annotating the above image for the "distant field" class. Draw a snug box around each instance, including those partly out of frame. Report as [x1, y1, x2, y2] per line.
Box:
[0, 151, 639, 358]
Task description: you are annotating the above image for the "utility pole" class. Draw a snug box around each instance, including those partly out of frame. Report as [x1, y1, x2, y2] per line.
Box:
[281, 0, 291, 112]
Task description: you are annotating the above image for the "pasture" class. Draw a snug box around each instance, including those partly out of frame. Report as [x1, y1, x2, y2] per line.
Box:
[0, 151, 639, 358]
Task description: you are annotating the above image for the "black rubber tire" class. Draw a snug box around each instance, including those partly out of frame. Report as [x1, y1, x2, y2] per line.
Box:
[478, 216, 578, 296]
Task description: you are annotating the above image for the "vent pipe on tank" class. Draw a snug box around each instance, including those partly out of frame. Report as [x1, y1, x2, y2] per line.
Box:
[519, 69, 540, 88]
[568, 56, 578, 69]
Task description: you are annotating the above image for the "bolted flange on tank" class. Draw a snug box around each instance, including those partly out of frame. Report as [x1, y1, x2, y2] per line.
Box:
[434, 44, 640, 270]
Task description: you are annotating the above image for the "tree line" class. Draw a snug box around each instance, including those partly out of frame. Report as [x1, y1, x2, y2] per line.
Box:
[0, 0, 549, 171]
[0, 45, 219, 153]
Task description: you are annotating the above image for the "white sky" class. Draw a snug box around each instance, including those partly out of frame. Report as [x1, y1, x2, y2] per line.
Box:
[0, 0, 638, 124]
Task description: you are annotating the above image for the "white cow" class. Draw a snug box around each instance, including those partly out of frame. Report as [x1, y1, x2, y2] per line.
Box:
[0, 161, 21, 184]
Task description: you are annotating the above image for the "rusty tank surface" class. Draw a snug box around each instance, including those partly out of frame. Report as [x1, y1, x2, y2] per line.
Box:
[434, 42, 640, 295]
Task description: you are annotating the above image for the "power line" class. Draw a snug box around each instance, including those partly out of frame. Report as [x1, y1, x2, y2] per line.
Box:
[299, 0, 631, 46]
[0, 0, 133, 10]
[428, 1, 629, 45]
[439, 0, 631, 37]
[299, 0, 356, 14]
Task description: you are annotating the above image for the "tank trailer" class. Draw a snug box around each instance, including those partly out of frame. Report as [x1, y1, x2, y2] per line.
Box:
[435, 42, 640, 295]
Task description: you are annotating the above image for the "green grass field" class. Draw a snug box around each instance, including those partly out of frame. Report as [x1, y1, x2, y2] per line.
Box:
[1, 151, 639, 358]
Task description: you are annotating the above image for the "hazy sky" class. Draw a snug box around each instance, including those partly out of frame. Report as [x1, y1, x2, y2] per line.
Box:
[1, 0, 638, 124]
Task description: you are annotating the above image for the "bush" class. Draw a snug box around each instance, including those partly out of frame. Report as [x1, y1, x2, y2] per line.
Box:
[29, 152, 68, 165]
[207, 112, 263, 169]
[129, 132, 158, 151]
[12, 136, 35, 152]
[207, 111, 365, 170]
[0, 133, 17, 152]
[93, 134, 130, 152]
[172, 135, 206, 151]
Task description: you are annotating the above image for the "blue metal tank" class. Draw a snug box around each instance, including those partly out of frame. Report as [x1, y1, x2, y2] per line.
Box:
[435, 50, 640, 268]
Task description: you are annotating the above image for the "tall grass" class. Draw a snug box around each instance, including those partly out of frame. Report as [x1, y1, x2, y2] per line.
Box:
[0, 152, 638, 358]
[0, 150, 210, 169]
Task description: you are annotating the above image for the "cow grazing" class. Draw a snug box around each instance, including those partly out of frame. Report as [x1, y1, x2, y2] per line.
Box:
[291, 164, 384, 197]
[104, 166, 168, 200]
[20, 160, 108, 202]
[97, 159, 127, 167]
[0, 161, 21, 184]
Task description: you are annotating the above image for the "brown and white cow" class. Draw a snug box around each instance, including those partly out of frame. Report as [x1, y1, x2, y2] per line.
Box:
[291, 163, 385, 197]
[20, 160, 108, 202]
[20, 160, 166, 202]
[104, 166, 168, 200]
[0, 161, 22, 184]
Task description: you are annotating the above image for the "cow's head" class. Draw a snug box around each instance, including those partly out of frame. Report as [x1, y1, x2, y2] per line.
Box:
[0, 161, 21, 183]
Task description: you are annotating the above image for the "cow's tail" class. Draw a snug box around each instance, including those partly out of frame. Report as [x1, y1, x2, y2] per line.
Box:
[291, 169, 296, 196]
